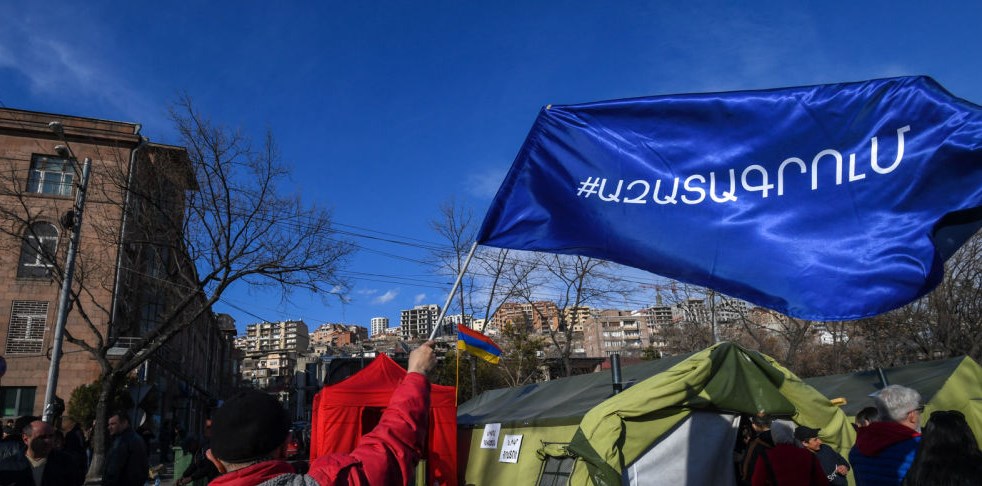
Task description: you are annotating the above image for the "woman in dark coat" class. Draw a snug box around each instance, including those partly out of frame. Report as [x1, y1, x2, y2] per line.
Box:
[902, 410, 982, 485]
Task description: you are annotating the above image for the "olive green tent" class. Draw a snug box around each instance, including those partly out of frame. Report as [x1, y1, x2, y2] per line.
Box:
[458, 342, 854, 485]
[804, 355, 982, 448]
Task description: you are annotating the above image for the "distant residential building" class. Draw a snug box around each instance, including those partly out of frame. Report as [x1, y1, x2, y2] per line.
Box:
[237, 320, 311, 391]
[563, 306, 592, 333]
[400, 304, 441, 339]
[241, 350, 298, 391]
[672, 297, 749, 324]
[471, 318, 487, 333]
[633, 306, 672, 354]
[489, 301, 560, 334]
[442, 314, 473, 335]
[814, 323, 850, 345]
[370, 317, 389, 337]
[582, 309, 650, 358]
[310, 323, 367, 347]
[384, 326, 401, 336]
[238, 320, 310, 354]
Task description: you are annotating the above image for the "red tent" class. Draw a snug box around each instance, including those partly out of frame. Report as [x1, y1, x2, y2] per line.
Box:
[310, 353, 457, 485]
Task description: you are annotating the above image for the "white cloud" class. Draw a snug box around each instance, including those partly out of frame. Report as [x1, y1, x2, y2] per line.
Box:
[0, 5, 162, 126]
[373, 289, 399, 304]
[466, 165, 509, 200]
[356, 288, 379, 295]
[414, 293, 427, 304]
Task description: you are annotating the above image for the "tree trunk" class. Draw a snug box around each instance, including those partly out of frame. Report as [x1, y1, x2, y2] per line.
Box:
[86, 374, 114, 481]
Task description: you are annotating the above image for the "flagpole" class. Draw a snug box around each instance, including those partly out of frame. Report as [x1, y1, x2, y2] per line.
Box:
[428, 242, 479, 341]
[453, 346, 460, 406]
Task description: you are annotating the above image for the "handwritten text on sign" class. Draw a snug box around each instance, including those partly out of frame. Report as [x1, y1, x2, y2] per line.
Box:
[480, 423, 501, 449]
[499, 434, 523, 463]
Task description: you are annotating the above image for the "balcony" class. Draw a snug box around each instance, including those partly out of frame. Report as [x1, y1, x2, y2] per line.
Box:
[107, 337, 144, 358]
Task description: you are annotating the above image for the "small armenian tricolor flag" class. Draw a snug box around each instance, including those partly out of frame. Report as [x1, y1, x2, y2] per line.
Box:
[457, 325, 502, 365]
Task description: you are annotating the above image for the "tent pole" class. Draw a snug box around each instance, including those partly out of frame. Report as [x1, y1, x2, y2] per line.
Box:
[428, 242, 479, 341]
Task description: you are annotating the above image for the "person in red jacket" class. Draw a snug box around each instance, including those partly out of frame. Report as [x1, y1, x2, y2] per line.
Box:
[206, 341, 437, 486]
[752, 420, 828, 486]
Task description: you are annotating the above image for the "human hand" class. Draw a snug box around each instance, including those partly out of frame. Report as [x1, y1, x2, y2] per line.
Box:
[835, 464, 848, 475]
[408, 341, 437, 375]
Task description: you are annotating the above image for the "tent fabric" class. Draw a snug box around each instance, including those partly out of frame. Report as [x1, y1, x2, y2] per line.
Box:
[458, 352, 692, 428]
[568, 342, 854, 485]
[457, 355, 694, 486]
[458, 342, 851, 486]
[805, 355, 982, 448]
[311, 353, 458, 485]
[622, 412, 740, 486]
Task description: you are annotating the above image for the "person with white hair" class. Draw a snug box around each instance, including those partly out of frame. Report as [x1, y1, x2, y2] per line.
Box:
[751, 420, 827, 485]
[849, 384, 923, 485]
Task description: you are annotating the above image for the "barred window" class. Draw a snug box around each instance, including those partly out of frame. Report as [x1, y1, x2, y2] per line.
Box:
[17, 222, 59, 279]
[5, 301, 49, 354]
[27, 154, 74, 196]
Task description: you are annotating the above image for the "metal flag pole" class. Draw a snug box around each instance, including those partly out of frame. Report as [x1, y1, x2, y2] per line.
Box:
[428, 242, 479, 341]
[43, 158, 92, 423]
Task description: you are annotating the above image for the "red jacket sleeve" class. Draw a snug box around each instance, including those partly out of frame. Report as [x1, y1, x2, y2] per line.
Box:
[308, 372, 430, 486]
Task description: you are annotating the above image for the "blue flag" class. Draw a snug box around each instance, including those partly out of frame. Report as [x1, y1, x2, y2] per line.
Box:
[477, 76, 982, 321]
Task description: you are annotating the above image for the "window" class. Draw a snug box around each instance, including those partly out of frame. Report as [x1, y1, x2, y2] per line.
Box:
[5, 301, 49, 354]
[27, 154, 74, 196]
[0, 387, 36, 417]
[538, 453, 575, 486]
[17, 222, 59, 279]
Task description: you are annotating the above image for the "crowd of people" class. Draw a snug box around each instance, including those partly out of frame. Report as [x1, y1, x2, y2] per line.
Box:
[737, 384, 982, 485]
[3, 346, 979, 486]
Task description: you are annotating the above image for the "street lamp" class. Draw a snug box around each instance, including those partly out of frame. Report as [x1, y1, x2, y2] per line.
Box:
[41, 122, 93, 424]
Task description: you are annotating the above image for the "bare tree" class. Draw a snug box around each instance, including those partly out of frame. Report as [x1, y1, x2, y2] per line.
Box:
[0, 98, 354, 479]
[429, 199, 543, 398]
[496, 319, 546, 387]
[430, 199, 475, 328]
[518, 255, 629, 377]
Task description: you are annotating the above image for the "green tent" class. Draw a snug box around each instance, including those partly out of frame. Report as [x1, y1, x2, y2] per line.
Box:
[458, 342, 854, 485]
[804, 355, 982, 448]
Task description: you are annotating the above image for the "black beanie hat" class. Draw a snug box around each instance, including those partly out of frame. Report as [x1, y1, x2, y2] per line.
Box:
[210, 390, 290, 462]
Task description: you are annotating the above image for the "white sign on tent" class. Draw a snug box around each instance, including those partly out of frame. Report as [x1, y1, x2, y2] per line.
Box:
[499, 434, 523, 463]
[481, 423, 501, 449]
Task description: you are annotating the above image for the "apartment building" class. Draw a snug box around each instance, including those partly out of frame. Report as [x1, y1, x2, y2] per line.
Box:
[582, 309, 651, 358]
[489, 301, 561, 334]
[400, 304, 441, 339]
[240, 320, 310, 353]
[370, 317, 389, 337]
[237, 320, 310, 391]
[310, 323, 367, 347]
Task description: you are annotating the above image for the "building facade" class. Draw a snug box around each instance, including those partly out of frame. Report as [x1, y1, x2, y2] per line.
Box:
[582, 309, 651, 358]
[489, 301, 561, 334]
[239, 320, 310, 354]
[0, 107, 234, 436]
[400, 304, 441, 339]
[310, 323, 367, 347]
[237, 320, 311, 391]
[370, 317, 389, 337]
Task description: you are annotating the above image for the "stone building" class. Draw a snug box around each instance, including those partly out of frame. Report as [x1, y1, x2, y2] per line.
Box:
[0, 107, 235, 435]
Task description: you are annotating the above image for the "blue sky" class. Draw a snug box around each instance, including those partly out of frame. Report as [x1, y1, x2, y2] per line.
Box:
[1, 1, 979, 334]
